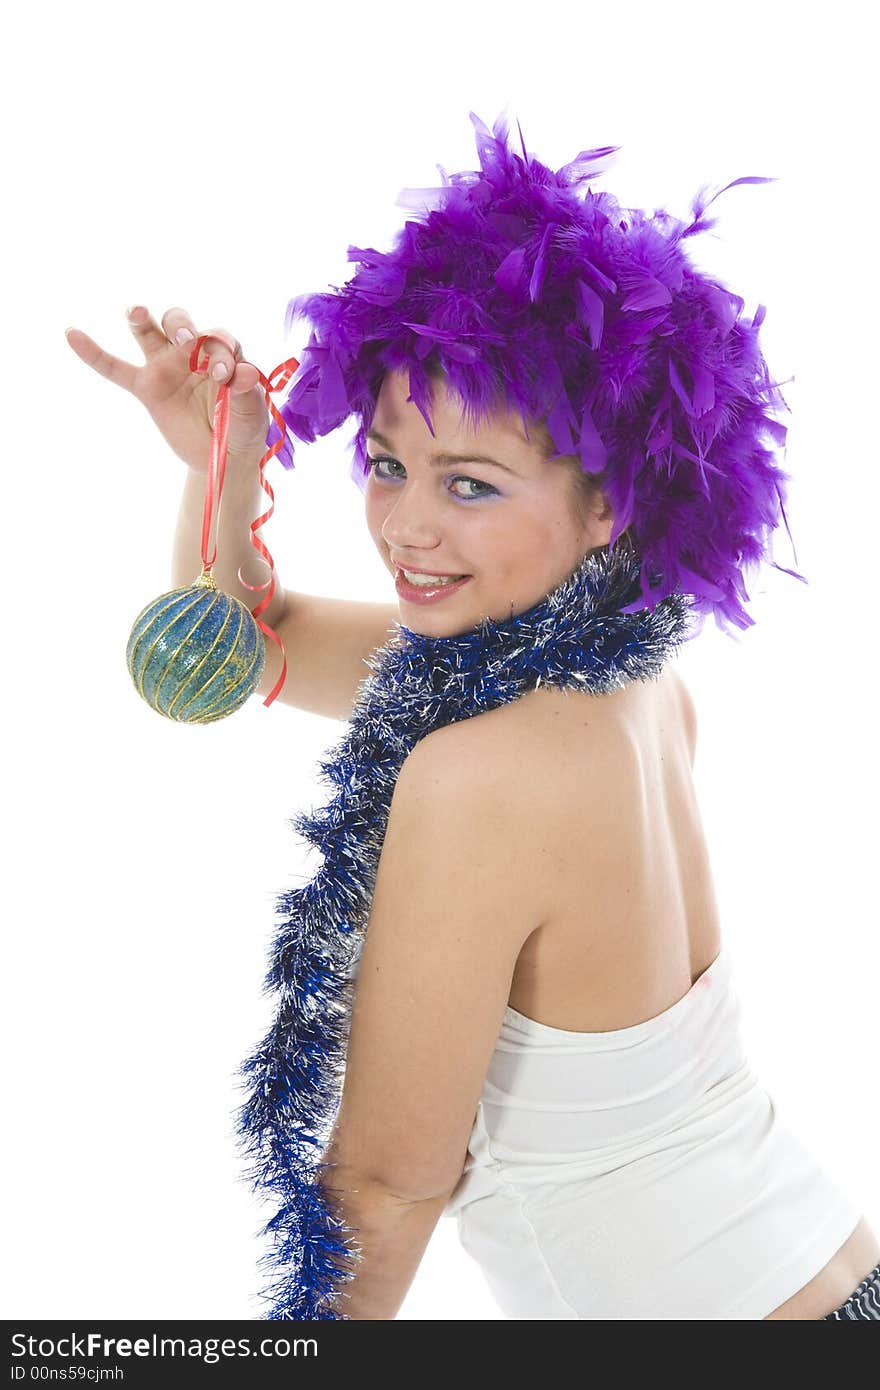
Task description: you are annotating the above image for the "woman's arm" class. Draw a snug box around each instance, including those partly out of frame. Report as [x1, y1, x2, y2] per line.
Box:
[321, 1173, 455, 1320]
[253, 589, 399, 719]
[318, 713, 547, 1314]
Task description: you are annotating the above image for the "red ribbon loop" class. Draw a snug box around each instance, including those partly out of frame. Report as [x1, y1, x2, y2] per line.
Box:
[188, 337, 300, 708]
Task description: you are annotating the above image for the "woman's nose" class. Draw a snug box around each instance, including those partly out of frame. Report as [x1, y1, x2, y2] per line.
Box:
[380, 484, 443, 548]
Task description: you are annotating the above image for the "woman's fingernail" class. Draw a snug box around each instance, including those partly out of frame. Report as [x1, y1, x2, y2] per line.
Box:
[126, 305, 145, 321]
[211, 361, 229, 380]
[175, 327, 195, 344]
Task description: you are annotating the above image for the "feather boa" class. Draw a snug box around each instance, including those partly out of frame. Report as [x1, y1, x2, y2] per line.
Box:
[234, 541, 695, 1318]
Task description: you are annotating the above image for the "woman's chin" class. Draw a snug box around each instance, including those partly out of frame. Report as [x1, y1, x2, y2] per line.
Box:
[396, 597, 485, 638]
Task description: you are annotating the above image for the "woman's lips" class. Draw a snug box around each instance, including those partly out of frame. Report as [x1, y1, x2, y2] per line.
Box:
[394, 571, 473, 604]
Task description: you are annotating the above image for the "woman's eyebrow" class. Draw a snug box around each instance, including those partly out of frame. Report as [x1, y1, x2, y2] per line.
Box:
[366, 427, 519, 476]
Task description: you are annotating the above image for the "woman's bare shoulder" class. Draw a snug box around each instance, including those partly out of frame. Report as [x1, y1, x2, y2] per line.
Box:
[665, 663, 697, 763]
[408, 660, 693, 792]
[411, 683, 626, 797]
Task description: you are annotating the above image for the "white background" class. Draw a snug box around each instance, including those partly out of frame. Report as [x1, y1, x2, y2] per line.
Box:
[4, 0, 877, 1321]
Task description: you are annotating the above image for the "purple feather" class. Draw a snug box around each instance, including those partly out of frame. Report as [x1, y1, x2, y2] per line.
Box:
[264, 108, 804, 636]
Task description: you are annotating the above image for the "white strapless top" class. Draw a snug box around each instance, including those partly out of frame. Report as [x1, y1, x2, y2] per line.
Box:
[442, 945, 862, 1319]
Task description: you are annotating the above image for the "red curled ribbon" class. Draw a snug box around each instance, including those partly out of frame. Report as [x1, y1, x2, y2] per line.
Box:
[187, 336, 300, 708]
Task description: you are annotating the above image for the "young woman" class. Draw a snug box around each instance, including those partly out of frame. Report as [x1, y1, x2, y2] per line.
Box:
[67, 111, 879, 1320]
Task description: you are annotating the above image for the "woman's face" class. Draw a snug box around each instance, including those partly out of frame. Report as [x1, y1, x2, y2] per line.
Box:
[365, 368, 614, 635]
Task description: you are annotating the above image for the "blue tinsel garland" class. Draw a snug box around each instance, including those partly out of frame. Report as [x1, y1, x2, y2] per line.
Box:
[233, 541, 695, 1319]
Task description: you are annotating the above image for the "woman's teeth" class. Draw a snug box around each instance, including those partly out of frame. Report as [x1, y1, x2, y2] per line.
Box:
[401, 570, 466, 586]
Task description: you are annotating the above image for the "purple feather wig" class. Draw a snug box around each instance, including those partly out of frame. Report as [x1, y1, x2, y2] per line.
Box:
[266, 108, 804, 636]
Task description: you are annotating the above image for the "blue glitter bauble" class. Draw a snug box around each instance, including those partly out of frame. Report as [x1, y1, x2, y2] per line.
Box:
[126, 570, 266, 723]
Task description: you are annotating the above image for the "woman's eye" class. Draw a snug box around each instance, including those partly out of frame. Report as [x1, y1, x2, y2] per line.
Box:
[365, 455, 401, 480]
[365, 455, 497, 500]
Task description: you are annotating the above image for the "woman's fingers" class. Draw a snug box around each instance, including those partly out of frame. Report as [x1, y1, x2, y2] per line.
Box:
[125, 304, 173, 360]
[159, 307, 237, 355]
[65, 304, 256, 400]
[64, 325, 139, 395]
[196, 325, 243, 384]
[228, 360, 263, 394]
[160, 305, 199, 348]
[160, 307, 243, 384]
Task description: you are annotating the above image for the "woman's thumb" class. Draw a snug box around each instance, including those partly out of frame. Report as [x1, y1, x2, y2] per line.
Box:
[230, 361, 263, 394]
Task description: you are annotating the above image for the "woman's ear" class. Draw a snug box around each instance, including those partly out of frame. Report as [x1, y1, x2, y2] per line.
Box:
[570, 467, 611, 524]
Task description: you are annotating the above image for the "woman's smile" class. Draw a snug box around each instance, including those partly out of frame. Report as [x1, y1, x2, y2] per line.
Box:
[394, 569, 474, 604]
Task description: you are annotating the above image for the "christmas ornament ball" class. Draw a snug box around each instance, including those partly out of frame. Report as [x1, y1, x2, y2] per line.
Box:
[126, 571, 266, 723]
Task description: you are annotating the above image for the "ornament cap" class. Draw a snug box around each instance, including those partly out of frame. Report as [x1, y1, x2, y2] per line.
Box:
[194, 567, 217, 591]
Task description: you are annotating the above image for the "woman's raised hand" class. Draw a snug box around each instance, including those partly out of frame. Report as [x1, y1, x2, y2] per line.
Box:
[65, 306, 271, 473]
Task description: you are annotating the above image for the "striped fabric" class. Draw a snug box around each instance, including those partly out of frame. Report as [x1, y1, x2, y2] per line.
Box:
[823, 1259, 880, 1319]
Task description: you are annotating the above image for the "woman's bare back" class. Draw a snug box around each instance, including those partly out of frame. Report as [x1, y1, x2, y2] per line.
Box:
[506, 662, 719, 1034]
[501, 663, 878, 1320]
